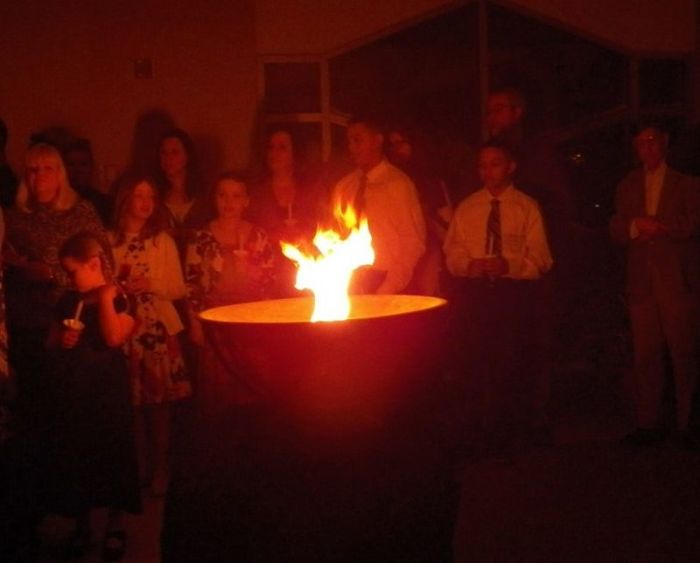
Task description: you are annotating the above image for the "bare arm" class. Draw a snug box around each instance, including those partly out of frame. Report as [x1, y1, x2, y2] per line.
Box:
[148, 232, 187, 300]
[97, 284, 134, 347]
[443, 202, 473, 277]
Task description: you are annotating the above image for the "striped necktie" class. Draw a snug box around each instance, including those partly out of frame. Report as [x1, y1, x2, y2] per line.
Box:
[486, 198, 502, 256]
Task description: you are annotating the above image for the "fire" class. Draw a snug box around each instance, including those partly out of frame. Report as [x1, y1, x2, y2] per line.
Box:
[281, 203, 374, 322]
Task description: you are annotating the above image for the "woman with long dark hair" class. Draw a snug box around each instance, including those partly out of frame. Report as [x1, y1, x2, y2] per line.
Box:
[156, 129, 211, 248]
[249, 128, 322, 296]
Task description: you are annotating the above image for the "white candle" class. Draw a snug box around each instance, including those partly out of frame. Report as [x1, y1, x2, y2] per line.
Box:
[74, 299, 84, 321]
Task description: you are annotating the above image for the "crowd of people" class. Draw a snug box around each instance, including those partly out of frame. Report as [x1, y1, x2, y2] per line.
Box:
[1, 85, 699, 561]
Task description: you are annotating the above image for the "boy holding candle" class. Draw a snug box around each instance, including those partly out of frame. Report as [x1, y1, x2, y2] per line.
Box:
[443, 141, 552, 460]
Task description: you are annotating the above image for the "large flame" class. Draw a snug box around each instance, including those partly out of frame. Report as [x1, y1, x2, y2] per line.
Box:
[281, 203, 375, 322]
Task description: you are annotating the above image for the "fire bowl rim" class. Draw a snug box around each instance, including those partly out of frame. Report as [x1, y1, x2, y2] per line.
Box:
[198, 294, 448, 326]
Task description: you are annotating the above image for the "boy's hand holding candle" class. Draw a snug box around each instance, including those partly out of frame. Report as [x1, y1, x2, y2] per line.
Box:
[61, 299, 85, 349]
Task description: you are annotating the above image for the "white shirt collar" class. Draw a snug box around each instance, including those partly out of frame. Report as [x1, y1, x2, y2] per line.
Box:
[644, 161, 667, 179]
[481, 183, 515, 201]
[363, 159, 390, 183]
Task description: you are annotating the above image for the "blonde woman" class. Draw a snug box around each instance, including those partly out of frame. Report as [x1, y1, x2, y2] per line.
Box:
[3, 143, 107, 555]
[4, 142, 106, 420]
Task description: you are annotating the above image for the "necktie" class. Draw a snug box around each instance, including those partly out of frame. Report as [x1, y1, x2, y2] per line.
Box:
[486, 198, 502, 256]
[354, 173, 368, 217]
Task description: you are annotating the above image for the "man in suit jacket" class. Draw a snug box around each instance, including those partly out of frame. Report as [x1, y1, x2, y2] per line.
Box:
[611, 123, 700, 447]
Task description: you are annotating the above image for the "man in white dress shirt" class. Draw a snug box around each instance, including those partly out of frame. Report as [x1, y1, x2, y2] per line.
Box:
[332, 117, 426, 294]
[444, 141, 553, 458]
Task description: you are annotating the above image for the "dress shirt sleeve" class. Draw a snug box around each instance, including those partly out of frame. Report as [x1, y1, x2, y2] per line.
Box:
[507, 201, 553, 279]
[377, 178, 426, 294]
[149, 232, 186, 301]
[443, 202, 472, 277]
[331, 174, 355, 211]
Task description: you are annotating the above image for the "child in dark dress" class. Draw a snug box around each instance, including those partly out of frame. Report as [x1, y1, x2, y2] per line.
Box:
[46, 232, 141, 561]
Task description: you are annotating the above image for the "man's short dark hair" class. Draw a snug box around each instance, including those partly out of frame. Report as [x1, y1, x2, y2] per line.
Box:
[489, 86, 527, 113]
[633, 118, 669, 137]
[348, 114, 385, 136]
[479, 139, 516, 162]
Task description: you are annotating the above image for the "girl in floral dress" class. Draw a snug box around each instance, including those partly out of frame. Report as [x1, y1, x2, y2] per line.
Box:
[110, 175, 190, 497]
[185, 172, 274, 410]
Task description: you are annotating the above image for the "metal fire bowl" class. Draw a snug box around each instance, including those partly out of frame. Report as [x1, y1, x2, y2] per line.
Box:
[199, 294, 448, 430]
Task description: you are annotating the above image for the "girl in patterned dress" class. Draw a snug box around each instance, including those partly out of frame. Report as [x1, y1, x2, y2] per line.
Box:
[185, 172, 274, 410]
[110, 175, 190, 497]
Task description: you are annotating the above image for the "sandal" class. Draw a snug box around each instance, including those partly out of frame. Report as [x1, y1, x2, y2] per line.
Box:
[101, 529, 127, 562]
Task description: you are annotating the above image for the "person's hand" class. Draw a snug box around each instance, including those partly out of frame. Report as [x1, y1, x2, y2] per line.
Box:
[124, 275, 150, 294]
[635, 217, 666, 238]
[61, 327, 82, 349]
[483, 256, 508, 278]
[189, 318, 205, 347]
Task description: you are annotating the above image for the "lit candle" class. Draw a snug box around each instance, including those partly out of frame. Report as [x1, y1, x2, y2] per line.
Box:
[74, 299, 84, 321]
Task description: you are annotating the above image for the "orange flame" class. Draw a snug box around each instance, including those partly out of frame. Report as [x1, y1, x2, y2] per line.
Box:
[281, 203, 375, 322]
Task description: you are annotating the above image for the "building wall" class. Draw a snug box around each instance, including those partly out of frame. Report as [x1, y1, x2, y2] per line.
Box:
[0, 0, 258, 189]
[255, 0, 452, 55]
[1, 0, 695, 183]
[508, 0, 695, 55]
[256, 0, 695, 56]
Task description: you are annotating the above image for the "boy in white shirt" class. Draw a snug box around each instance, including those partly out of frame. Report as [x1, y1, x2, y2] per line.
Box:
[444, 141, 552, 459]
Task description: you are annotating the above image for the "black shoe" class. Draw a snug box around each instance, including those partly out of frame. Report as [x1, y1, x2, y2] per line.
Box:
[101, 530, 126, 562]
[620, 428, 664, 447]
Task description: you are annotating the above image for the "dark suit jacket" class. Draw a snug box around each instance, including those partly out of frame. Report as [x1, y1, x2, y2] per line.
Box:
[610, 166, 700, 302]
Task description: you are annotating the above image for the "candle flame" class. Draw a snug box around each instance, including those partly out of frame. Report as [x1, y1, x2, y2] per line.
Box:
[281, 203, 374, 322]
